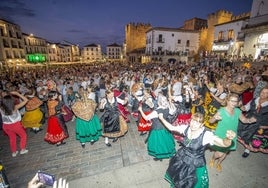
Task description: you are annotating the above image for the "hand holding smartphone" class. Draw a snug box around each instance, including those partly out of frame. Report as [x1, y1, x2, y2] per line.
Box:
[38, 171, 55, 186]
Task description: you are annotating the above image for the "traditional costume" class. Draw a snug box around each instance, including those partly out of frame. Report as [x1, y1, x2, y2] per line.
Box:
[165, 126, 210, 188]
[100, 96, 128, 139]
[137, 97, 153, 132]
[114, 89, 130, 122]
[72, 92, 102, 147]
[44, 98, 68, 145]
[145, 107, 176, 160]
[22, 96, 43, 131]
[238, 98, 268, 154]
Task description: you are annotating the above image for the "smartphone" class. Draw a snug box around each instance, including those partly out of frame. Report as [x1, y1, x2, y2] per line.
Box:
[38, 171, 55, 186]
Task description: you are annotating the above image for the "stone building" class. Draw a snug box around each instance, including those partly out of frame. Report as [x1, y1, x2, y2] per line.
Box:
[106, 43, 123, 62]
[23, 33, 47, 65]
[199, 10, 233, 55]
[183, 17, 207, 31]
[145, 27, 199, 63]
[125, 22, 151, 53]
[243, 0, 268, 60]
[212, 13, 250, 59]
[0, 19, 25, 70]
[81, 43, 102, 63]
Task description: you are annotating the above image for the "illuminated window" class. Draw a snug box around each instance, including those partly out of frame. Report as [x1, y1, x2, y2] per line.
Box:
[218, 31, 224, 41]
[228, 29, 234, 40]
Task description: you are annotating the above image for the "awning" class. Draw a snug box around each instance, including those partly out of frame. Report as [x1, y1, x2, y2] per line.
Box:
[212, 44, 230, 51]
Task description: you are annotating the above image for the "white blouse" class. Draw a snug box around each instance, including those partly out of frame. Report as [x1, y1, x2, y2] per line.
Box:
[0, 109, 21, 124]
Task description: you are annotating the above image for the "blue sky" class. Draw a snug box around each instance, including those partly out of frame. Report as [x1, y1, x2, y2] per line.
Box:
[0, 0, 252, 48]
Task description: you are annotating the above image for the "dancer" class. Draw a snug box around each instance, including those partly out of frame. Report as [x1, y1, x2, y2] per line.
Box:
[113, 83, 130, 123]
[137, 89, 153, 136]
[131, 82, 144, 121]
[99, 89, 128, 147]
[22, 87, 44, 133]
[138, 94, 176, 160]
[158, 112, 236, 188]
[44, 90, 68, 146]
[73, 88, 102, 148]
[0, 91, 29, 157]
[238, 86, 268, 157]
[208, 93, 256, 172]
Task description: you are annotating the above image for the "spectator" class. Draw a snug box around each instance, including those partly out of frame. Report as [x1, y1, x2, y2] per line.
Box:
[0, 91, 29, 157]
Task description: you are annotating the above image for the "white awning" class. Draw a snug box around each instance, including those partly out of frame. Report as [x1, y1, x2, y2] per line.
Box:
[212, 44, 230, 51]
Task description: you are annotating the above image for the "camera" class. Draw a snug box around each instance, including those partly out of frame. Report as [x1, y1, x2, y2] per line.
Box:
[38, 171, 55, 186]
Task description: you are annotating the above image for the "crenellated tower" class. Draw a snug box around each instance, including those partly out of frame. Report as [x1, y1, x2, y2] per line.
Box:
[125, 22, 152, 53]
[199, 10, 233, 53]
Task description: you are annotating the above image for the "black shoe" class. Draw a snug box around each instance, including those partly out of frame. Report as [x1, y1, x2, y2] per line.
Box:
[112, 138, 118, 142]
[140, 132, 147, 136]
[90, 141, 95, 145]
[81, 143, 85, 148]
[56, 142, 66, 147]
[106, 143, 112, 147]
[242, 152, 249, 158]
[153, 158, 162, 161]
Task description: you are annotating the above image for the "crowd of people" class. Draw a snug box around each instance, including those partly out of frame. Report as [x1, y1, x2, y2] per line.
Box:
[0, 60, 268, 187]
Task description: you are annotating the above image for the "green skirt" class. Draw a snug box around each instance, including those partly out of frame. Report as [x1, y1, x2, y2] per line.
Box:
[75, 114, 102, 143]
[147, 129, 176, 159]
[165, 166, 209, 188]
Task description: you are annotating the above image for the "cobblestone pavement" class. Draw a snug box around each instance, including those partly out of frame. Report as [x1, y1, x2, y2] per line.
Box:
[0, 111, 150, 188]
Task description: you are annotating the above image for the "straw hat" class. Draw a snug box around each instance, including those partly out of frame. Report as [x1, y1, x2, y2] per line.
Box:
[262, 70, 268, 76]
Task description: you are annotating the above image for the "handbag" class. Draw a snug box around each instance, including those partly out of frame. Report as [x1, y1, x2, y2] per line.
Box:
[61, 105, 73, 122]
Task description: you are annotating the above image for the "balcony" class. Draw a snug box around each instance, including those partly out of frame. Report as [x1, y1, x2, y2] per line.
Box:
[156, 38, 165, 43]
[214, 38, 233, 44]
[3, 42, 10, 47]
[11, 44, 18, 48]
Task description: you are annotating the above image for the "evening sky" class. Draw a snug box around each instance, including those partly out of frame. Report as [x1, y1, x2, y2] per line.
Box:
[0, 0, 252, 49]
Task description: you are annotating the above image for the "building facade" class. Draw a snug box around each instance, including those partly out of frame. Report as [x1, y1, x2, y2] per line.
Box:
[212, 13, 250, 59]
[81, 43, 102, 63]
[243, 0, 268, 60]
[106, 43, 123, 62]
[199, 10, 233, 55]
[23, 33, 48, 65]
[0, 19, 25, 70]
[125, 23, 151, 53]
[145, 27, 199, 63]
[60, 41, 80, 62]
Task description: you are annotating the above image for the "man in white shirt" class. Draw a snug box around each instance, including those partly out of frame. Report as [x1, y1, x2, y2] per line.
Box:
[172, 77, 182, 96]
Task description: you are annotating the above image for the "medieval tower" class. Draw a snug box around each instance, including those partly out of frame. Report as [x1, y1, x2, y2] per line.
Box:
[199, 10, 233, 53]
[125, 23, 152, 53]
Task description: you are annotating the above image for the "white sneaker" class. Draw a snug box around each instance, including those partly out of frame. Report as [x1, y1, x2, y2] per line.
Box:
[20, 149, 28, 155]
[12, 151, 18, 157]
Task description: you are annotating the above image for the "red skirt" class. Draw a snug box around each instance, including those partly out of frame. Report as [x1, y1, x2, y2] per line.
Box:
[44, 116, 68, 144]
[137, 111, 152, 132]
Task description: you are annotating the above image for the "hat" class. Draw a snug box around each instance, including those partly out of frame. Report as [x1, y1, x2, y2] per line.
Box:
[262, 70, 268, 76]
